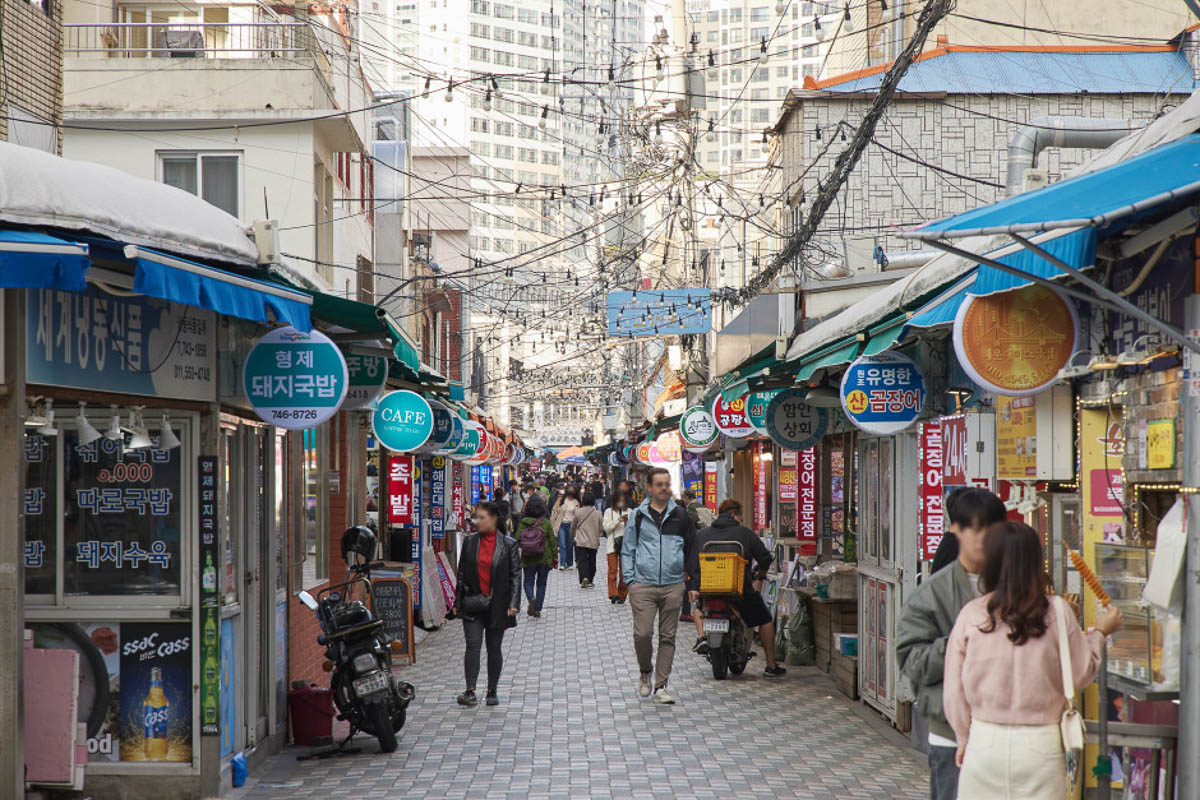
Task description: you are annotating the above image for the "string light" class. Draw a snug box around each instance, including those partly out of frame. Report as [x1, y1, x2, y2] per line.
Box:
[607, 65, 615, 88]
[539, 105, 549, 130]
[483, 89, 492, 111]
[655, 55, 663, 77]
[444, 82, 453, 102]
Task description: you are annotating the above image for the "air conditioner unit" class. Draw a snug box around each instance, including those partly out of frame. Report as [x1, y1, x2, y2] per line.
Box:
[252, 219, 280, 265]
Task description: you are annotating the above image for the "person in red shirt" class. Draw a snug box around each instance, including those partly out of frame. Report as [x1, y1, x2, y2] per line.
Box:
[454, 501, 521, 706]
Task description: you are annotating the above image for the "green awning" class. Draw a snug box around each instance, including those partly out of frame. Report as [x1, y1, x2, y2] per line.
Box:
[652, 413, 682, 437]
[309, 292, 388, 335]
[795, 340, 862, 382]
[716, 343, 778, 402]
[861, 316, 908, 357]
[721, 379, 750, 403]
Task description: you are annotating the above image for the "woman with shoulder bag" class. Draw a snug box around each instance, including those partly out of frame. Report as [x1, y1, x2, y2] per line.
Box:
[572, 491, 603, 589]
[516, 493, 557, 617]
[603, 492, 631, 604]
[454, 501, 521, 707]
[943, 521, 1123, 799]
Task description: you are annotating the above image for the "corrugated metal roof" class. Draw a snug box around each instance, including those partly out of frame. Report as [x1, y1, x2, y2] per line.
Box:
[821, 48, 1196, 95]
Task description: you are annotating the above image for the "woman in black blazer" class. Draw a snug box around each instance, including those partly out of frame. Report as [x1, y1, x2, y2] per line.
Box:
[454, 501, 521, 706]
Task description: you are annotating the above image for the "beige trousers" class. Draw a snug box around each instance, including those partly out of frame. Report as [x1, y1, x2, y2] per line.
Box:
[628, 581, 684, 688]
[958, 719, 1067, 800]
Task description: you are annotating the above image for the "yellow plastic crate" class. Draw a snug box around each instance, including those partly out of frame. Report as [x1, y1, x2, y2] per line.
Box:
[698, 552, 747, 595]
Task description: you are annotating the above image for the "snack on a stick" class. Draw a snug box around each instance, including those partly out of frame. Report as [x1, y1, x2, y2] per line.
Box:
[1068, 550, 1111, 607]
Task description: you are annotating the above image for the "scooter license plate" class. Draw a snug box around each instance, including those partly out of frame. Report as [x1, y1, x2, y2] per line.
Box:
[353, 672, 390, 696]
[704, 618, 730, 633]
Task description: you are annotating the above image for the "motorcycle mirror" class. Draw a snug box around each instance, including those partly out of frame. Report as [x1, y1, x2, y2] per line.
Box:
[297, 591, 318, 610]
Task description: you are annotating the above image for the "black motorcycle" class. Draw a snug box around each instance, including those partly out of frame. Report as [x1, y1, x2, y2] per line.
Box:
[297, 526, 414, 755]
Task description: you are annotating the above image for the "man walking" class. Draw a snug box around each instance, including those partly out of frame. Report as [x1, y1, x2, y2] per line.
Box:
[895, 488, 1006, 800]
[622, 468, 696, 704]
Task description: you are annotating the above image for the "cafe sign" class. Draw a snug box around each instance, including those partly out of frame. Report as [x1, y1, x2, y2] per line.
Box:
[372, 390, 434, 453]
[243, 326, 347, 430]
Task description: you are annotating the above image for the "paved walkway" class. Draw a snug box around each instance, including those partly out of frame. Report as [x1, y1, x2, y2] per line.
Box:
[240, 557, 929, 799]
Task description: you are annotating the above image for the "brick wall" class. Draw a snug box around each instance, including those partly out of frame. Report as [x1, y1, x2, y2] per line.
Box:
[420, 285, 464, 383]
[0, 0, 63, 149]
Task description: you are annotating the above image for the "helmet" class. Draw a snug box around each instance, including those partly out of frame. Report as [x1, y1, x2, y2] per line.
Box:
[340, 525, 377, 567]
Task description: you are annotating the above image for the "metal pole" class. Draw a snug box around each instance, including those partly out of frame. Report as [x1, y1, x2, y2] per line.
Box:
[1177, 294, 1200, 796]
[1097, 642, 1111, 800]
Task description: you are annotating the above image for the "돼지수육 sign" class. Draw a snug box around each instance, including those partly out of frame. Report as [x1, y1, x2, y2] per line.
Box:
[242, 326, 347, 430]
[840, 351, 925, 435]
[372, 391, 434, 453]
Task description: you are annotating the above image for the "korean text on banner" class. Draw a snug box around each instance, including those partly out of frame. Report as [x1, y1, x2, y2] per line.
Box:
[919, 422, 945, 560]
[703, 462, 718, 512]
[798, 448, 817, 554]
[388, 455, 414, 525]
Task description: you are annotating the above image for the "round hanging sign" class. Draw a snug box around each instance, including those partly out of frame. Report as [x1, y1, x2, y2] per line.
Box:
[746, 389, 784, 433]
[954, 283, 1079, 397]
[465, 427, 490, 465]
[608, 452, 620, 467]
[636, 442, 652, 464]
[655, 431, 682, 462]
[371, 390, 434, 452]
[431, 409, 464, 455]
[679, 405, 720, 451]
[840, 351, 926, 435]
[621, 443, 634, 463]
[764, 388, 828, 450]
[341, 353, 389, 410]
[243, 326, 348, 430]
[710, 394, 755, 438]
[453, 420, 482, 460]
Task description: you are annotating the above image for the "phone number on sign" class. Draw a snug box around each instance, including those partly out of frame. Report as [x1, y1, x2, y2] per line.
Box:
[268, 408, 320, 421]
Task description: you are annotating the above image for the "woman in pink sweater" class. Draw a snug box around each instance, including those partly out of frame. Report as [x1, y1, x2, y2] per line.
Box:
[943, 522, 1122, 800]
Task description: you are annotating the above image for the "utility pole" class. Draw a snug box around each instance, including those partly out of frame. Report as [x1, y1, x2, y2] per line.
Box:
[0, 288, 26, 798]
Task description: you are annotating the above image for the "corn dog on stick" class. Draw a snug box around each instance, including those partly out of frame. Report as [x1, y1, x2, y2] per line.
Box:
[1068, 549, 1111, 607]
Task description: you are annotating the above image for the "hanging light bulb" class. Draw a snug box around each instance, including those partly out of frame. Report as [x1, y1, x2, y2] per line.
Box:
[543, 68, 551, 84]
[424, 75, 431, 91]
[880, 0, 888, 10]
[538, 105, 549, 130]
[815, 125, 822, 140]
[655, 54, 663, 77]
[444, 82, 454, 102]
[814, 16, 825, 41]
[76, 402, 102, 446]
[759, 37, 769, 63]
[761, 132, 770, 153]
[607, 65, 616, 88]
[775, 0, 786, 13]
[483, 89, 492, 111]
[707, 49, 715, 67]
[844, 3, 853, 30]
[654, 121, 663, 145]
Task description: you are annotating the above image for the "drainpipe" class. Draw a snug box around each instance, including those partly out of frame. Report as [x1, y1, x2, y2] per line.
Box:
[1005, 116, 1132, 195]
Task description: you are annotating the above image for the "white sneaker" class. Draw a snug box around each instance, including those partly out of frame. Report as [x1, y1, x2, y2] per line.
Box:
[652, 686, 676, 705]
[637, 673, 653, 698]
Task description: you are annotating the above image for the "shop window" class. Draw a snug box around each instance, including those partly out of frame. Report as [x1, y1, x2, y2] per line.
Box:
[300, 423, 330, 589]
[158, 151, 241, 218]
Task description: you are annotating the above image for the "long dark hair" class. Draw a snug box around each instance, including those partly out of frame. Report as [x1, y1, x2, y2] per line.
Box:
[979, 521, 1049, 646]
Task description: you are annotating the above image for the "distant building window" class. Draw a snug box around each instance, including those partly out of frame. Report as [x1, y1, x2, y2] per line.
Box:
[158, 151, 241, 217]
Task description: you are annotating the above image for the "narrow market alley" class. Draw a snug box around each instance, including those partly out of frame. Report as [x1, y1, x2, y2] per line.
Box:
[236, 561, 928, 800]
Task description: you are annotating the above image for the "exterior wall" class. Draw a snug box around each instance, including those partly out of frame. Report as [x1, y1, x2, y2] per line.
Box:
[1, 0, 64, 151]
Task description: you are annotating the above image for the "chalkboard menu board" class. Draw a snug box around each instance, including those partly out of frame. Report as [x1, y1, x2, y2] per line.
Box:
[372, 577, 414, 663]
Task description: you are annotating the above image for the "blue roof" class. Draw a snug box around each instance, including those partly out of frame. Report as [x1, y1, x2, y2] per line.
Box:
[820, 48, 1197, 95]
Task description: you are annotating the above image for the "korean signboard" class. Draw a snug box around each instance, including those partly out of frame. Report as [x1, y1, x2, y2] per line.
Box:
[840, 351, 925, 435]
[679, 406, 720, 451]
[798, 448, 817, 553]
[703, 461, 718, 512]
[23, 432, 57, 595]
[765, 388, 828, 450]
[746, 389, 783, 433]
[681, 450, 704, 499]
[777, 449, 798, 503]
[342, 353, 389, 410]
[198, 456, 219, 736]
[606, 288, 711, 337]
[710, 394, 755, 439]
[752, 441, 768, 531]
[428, 400, 464, 453]
[372, 390, 434, 453]
[430, 456, 447, 538]
[243, 326, 348, 430]
[452, 461, 465, 529]
[995, 395, 1037, 479]
[470, 466, 481, 504]
[27, 286, 216, 401]
[479, 465, 493, 499]
[387, 455, 414, 524]
[919, 422, 945, 560]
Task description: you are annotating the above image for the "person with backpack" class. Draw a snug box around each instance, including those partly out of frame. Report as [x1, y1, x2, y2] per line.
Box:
[516, 493, 557, 617]
[571, 491, 604, 589]
[603, 492, 631, 604]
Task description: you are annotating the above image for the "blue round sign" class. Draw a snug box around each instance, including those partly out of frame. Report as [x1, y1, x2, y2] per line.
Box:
[764, 388, 828, 450]
[840, 351, 926, 435]
[242, 326, 348, 430]
[371, 390, 434, 452]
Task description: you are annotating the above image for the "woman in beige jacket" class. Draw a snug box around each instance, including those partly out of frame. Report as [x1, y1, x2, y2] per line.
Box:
[571, 492, 604, 589]
[549, 486, 580, 571]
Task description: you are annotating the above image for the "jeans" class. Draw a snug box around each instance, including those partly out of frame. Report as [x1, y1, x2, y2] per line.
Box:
[628, 582, 684, 689]
[523, 563, 550, 610]
[595, 499, 606, 514]
[462, 617, 505, 694]
[928, 744, 960, 800]
[576, 547, 598, 584]
[558, 523, 575, 567]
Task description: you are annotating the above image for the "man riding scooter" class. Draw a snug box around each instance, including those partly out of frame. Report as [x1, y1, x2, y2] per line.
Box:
[686, 499, 786, 678]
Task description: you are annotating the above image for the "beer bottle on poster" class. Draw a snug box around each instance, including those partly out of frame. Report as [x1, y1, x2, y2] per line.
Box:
[143, 667, 170, 760]
[204, 649, 218, 685]
[203, 612, 217, 648]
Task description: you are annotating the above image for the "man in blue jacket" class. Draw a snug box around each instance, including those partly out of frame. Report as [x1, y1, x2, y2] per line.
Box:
[622, 467, 697, 704]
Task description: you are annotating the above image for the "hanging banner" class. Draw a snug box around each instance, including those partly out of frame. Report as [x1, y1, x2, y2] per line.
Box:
[430, 456, 447, 539]
[752, 441, 768, 531]
[372, 390, 434, 453]
[840, 351, 925, 435]
[711, 394, 755, 438]
[480, 465, 494, 499]
[1080, 408, 1126, 642]
[777, 449, 798, 503]
[765, 388, 828, 450]
[798, 447, 817, 553]
[679, 405, 720, 451]
[919, 422, 945, 560]
[451, 461, 465, 529]
[342, 353, 389, 410]
[197, 456, 219, 737]
[681, 450, 704, 499]
[954, 283, 1078, 397]
[387, 455, 414, 525]
[470, 466, 481, 504]
[703, 461, 718, 512]
[746, 389, 784, 433]
[996, 395, 1037, 479]
[243, 326, 348, 430]
[942, 415, 969, 486]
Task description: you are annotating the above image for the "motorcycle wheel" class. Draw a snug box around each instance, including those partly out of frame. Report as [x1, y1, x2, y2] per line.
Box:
[391, 705, 407, 732]
[729, 660, 746, 676]
[370, 703, 398, 753]
[710, 648, 729, 680]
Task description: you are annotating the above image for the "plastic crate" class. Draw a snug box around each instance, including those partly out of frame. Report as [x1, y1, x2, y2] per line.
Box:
[698, 552, 747, 595]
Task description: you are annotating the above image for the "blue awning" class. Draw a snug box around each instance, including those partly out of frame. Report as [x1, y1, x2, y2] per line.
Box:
[0, 229, 90, 291]
[126, 245, 313, 331]
[908, 134, 1200, 240]
[970, 227, 1096, 296]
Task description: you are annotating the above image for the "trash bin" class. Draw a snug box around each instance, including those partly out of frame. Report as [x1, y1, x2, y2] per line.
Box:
[287, 684, 333, 745]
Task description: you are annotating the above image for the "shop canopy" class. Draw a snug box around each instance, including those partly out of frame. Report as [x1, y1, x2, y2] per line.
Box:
[0, 229, 90, 291]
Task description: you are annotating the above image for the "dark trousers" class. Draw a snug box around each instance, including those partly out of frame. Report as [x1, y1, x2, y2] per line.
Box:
[463, 617, 505, 694]
[523, 563, 550, 610]
[576, 547, 598, 584]
[928, 745, 959, 800]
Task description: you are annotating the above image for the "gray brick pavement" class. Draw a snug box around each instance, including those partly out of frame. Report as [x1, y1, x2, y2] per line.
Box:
[240, 558, 929, 799]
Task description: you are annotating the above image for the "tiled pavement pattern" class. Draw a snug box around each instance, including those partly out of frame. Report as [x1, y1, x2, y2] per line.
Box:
[241, 558, 929, 799]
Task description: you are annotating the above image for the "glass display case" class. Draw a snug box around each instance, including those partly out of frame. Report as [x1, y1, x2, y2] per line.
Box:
[1095, 543, 1161, 685]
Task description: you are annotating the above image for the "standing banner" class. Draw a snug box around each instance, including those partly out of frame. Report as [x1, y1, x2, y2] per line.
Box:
[798, 448, 818, 553]
[242, 326, 348, 429]
[387, 455, 414, 524]
[703, 462, 718, 512]
[752, 441, 768, 531]
[430, 456, 447, 539]
[919, 422, 945, 560]
[681, 450, 704, 499]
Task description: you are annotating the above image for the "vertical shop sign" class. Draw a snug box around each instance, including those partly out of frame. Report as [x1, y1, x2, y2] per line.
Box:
[470, 466, 481, 504]
[752, 441, 768, 531]
[452, 461, 465, 529]
[798, 448, 818, 552]
[480, 465, 493, 499]
[996, 395, 1037, 479]
[197, 456, 219, 736]
[681, 450, 704, 499]
[387, 455, 414, 524]
[1080, 408, 1126, 634]
[777, 450, 798, 502]
[703, 461, 718, 512]
[430, 457, 447, 539]
[919, 422, 945, 560]
[941, 415, 968, 486]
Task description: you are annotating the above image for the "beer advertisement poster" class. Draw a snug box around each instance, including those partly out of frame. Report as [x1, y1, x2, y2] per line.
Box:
[118, 621, 193, 762]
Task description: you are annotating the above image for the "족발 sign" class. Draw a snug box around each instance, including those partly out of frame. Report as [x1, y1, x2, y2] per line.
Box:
[242, 326, 348, 429]
[342, 353, 388, 410]
[387, 455, 414, 524]
[679, 406, 719, 451]
[710, 394, 755, 438]
[840, 351, 925, 435]
[765, 388, 828, 450]
[372, 390, 434, 453]
[746, 389, 783, 432]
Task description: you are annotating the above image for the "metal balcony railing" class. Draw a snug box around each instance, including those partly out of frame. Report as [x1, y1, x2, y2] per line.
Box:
[63, 22, 310, 58]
